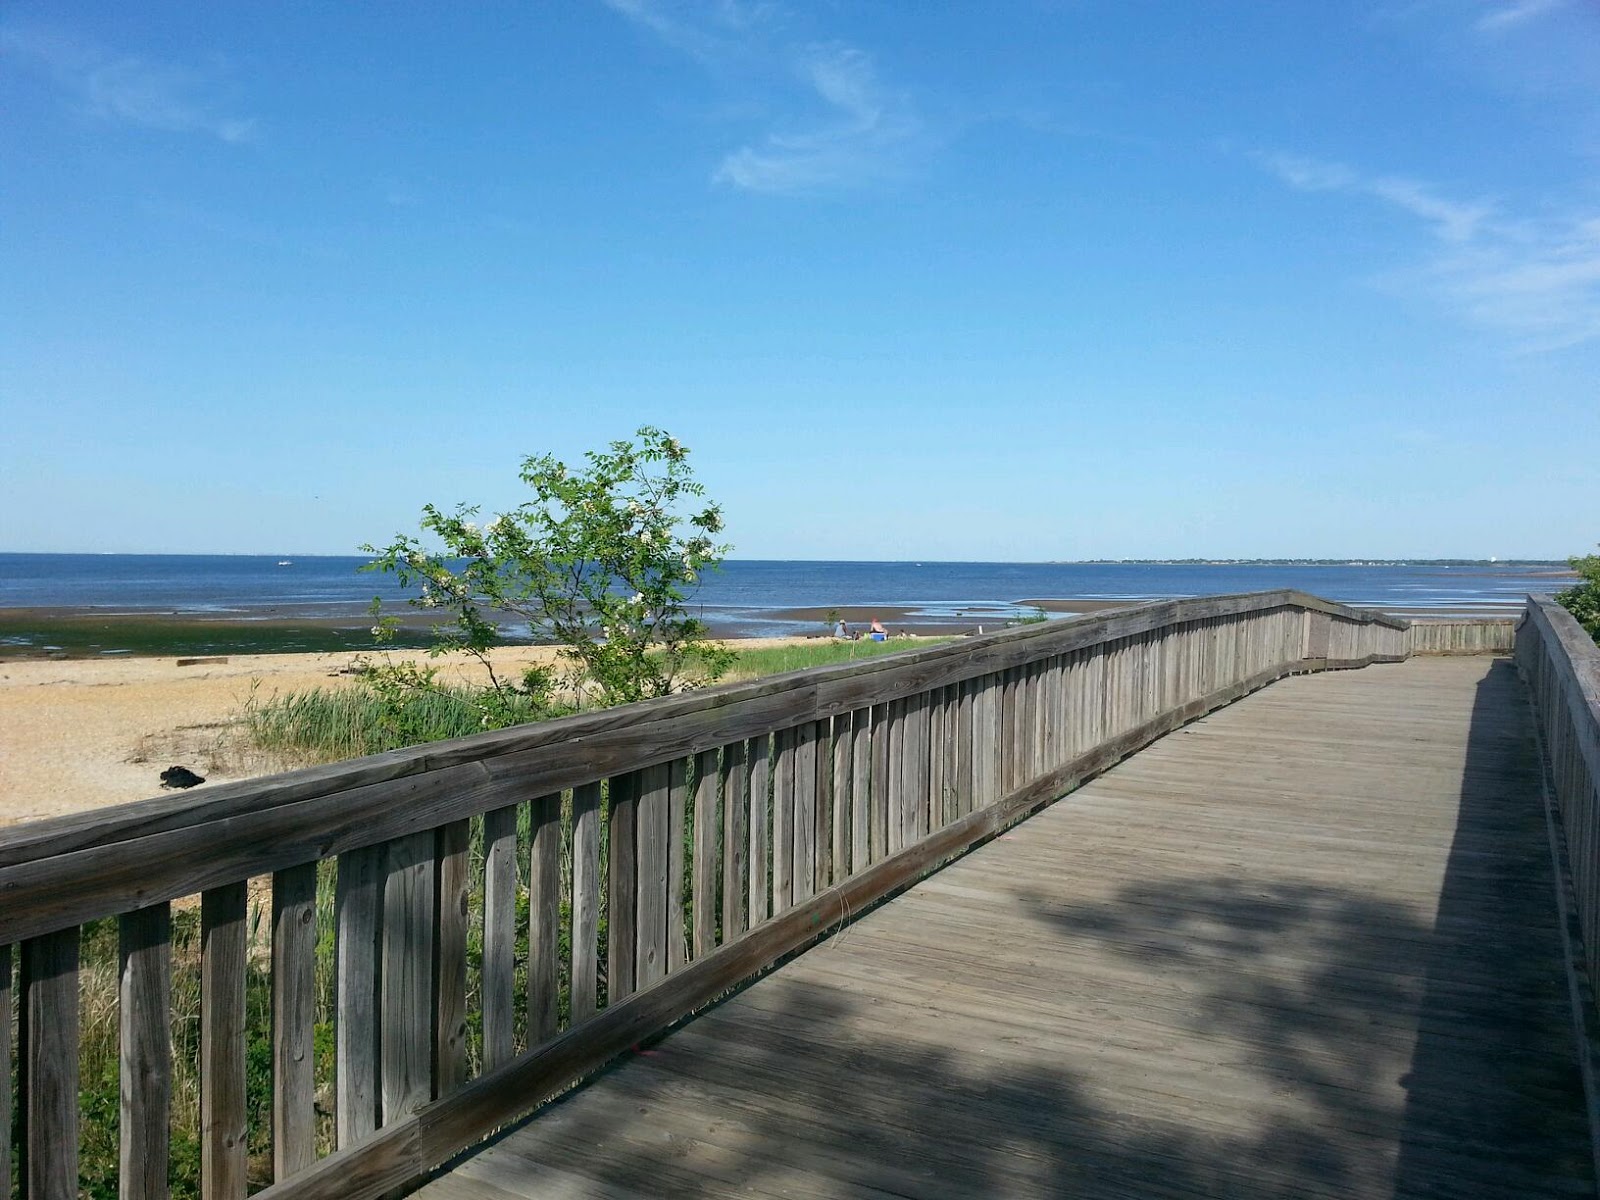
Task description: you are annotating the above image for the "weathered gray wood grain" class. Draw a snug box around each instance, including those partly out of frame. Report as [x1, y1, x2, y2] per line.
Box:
[273, 863, 318, 1179]
[606, 774, 638, 1003]
[383, 832, 435, 1122]
[119, 903, 172, 1200]
[747, 736, 770, 927]
[849, 708, 871, 874]
[528, 793, 562, 1046]
[569, 783, 601, 1022]
[21, 926, 79, 1200]
[669, 759, 690, 973]
[479, 803, 519, 1069]
[336, 843, 382, 1147]
[793, 722, 817, 904]
[885, 699, 905, 856]
[870, 702, 890, 863]
[831, 712, 852, 887]
[720, 742, 748, 944]
[772, 727, 796, 913]
[435, 819, 471, 1095]
[634, 763, 671, 990]
[692, 749, 720, 959]
[201, 883, 248, 1197]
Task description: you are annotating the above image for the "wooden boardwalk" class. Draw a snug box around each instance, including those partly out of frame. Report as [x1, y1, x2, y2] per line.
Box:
[418, 657, 1592, 1200]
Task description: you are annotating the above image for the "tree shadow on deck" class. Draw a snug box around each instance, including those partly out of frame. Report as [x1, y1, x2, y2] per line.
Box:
[1392, 658, 1592, 1197]
[433, 659, 1592, 1200]
[1022, 657, 1590, 1200]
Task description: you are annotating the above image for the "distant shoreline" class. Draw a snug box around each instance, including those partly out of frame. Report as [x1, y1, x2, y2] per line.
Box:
[0, 589, 1542, 661]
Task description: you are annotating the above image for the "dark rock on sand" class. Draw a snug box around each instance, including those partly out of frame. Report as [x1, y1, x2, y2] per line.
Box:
[160, 765, 206, 789]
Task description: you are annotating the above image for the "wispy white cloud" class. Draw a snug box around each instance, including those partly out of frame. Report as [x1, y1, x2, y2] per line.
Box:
[600, 0, 775, 64]
[601, 1, 925, 196]
[1475, 0, 1565, 34]
[1260, 152, 1492, 242]
[715, 44, 922, 194]
[1258, 151, 1600, 349]
[1, 25, 254, 142]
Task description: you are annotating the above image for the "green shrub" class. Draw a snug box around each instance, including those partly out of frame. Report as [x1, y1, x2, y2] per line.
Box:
[1557, 548, 1600, 642]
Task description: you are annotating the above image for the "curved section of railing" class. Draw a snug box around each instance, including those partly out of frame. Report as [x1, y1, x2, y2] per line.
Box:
[1517, 597, 1600, 1008]
[0, 592, 1493, 1199]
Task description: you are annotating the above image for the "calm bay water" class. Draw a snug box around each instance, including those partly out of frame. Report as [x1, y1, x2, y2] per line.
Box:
[0, 554, 1571, 637]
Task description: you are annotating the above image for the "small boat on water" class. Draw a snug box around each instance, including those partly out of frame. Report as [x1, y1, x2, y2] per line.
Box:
[277, 560, 293, 567]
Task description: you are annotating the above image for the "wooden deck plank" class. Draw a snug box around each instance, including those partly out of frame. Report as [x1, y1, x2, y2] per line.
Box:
[416, 657, 1593, 1200]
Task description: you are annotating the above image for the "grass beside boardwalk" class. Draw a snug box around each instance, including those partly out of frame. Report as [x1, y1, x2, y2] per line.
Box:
[244, 636, 954, 766]
[245, 680, 552, 760]
[724, 635, 952, 679]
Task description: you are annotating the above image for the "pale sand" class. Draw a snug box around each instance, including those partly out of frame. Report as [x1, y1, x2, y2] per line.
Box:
[0, 639, 815, 829]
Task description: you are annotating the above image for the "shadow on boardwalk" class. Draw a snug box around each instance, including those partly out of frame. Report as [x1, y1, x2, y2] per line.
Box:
[429, 661, 1591, 1200]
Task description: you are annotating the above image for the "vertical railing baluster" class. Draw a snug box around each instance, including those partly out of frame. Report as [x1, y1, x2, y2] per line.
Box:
[669, 761, 691, 972]
[772, 728, 795, 912]
[793, 723, 817, 904]
[831, 712, 852, 884]
[635, 763, 671, 990]
[272, 863, 318, 1178]
[381, 832, 434, 1122]
[201, 883, 247, 1198]
[569, 782, 602, 1022]
[870, 702, 890, 859]
[119, 903, 172, 1200]
[721, 743, 748, 943]
[886, 698, 906, 854]
[21, 926, 79, 1200]
[335, 844, 382, 1147]
[814, 720, 833, 892]
[434, 820, 470, 1096]
[748, 736, 771, 927]
[851, 708, 872, 871]
[480, 804, 519, 1067]
[607, 772, 640, 1002]
[693, 749, 721, 959]
[528, 792, 562, 1043]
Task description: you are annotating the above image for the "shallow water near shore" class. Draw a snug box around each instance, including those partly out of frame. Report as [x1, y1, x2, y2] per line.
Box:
[0, 553, 1574, 657]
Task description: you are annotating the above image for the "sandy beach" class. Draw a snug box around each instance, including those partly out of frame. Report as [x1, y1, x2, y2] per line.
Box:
[0, 638, 822, 828]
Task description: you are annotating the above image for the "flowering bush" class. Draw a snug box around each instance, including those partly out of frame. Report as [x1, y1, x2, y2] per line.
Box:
[364, 426, 732, 712]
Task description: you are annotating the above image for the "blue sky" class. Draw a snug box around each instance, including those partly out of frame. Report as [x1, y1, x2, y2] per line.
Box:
[3, 1, 1597, 560]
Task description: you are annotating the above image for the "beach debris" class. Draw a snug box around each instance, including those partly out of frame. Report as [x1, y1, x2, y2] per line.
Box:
[176, 656, 229, 667]
[160, 766, 206, 789]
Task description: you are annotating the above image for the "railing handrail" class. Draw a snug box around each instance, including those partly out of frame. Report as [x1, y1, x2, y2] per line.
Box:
[1523, 591, 1600, 764]
[0, 589, 1406, 947]
[0, 589, 1401, 859]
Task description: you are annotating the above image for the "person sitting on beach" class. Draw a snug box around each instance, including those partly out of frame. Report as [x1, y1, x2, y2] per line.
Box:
[869, 617, 887, 642]
[834, 618, 848, 639]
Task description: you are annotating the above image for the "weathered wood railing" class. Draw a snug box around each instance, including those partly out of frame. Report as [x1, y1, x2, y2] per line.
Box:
[1516, 595, 1600, 1013]
[0, 592, 1503, 1199]
[1409, 616, 1517, 655]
